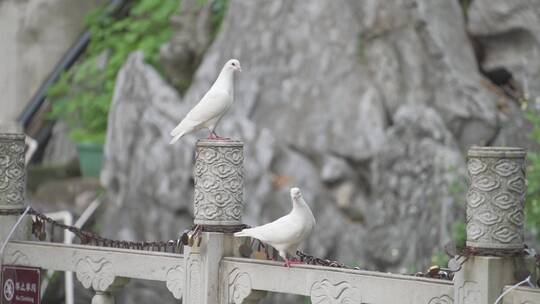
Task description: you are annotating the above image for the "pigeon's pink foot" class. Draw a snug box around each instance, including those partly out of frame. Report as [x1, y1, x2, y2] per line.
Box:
[282, 257, 302, 267]
[283, 257, 291, 268]
[288, 258, 304, 265]
[209, 131, 229, 140]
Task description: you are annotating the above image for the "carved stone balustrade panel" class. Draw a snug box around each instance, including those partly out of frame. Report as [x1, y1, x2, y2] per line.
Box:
[501, 286, 540, 304]
[220, 258, 453, 304]
[3, 241, 185, 300]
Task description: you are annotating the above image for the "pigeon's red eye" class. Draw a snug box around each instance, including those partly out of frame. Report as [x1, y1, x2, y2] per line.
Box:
[232, 63, 236, 66]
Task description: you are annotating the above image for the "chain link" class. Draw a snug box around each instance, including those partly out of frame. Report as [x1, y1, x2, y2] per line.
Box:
[1, 207, 183, 253]
[0, 208, 250, 254]
[8, 208, 535, 279]
[296, 250, 358, 269]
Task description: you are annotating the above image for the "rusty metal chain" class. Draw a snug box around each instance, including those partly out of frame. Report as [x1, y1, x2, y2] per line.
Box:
[9, 207, 535, 280]
[196, 224, 250, 234]
[0, 208, 251, 254]
[414, 243, 533, 281]
[296, 250, 358, 269]
[460, 246, 527, 258]
[1, 207, 183, 253]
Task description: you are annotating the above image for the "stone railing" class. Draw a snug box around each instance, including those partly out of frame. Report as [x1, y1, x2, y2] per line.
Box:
[0, 133, 539, 304]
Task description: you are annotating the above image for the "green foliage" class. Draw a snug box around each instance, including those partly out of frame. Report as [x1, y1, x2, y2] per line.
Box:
[525, 109, 540, 238]
[209, 0, 229, 38]
[452, 220, 466, 248]
[47, 0, 180, 143]
[431, 250, 449, 268]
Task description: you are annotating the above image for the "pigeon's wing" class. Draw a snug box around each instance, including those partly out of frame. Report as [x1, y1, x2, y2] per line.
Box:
[171, 89, 230, 136]
[240, 215, 303, 245]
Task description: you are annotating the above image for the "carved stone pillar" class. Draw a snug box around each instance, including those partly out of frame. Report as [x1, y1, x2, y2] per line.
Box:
[466, 146, 526, 251]
[0, 133, 31, 241]
[193, 140, 244, 226]
[455, 146, 534, 304]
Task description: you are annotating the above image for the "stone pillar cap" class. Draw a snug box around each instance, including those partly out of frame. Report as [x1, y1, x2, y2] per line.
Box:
[196, 139, 243, 147]
[468, 146, 526, 158]
[0, 133, 26, 140]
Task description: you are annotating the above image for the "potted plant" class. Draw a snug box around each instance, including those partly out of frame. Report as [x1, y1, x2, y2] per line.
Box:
[47, 59, 110, 178]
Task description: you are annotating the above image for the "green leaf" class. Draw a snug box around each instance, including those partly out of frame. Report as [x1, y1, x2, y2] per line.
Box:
[46, 0, 181, 143]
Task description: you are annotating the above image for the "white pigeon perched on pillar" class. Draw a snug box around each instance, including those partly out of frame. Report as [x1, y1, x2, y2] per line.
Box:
[234, 187, 316, 267]
[169, 59, 241, 144]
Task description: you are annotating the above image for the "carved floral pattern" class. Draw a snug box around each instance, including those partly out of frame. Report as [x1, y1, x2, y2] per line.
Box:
[76, 257, 115, 291]
[468, 159, 487, 175]
[492, 226, 520, 243]
[466, 190, 485, 208]
[165, 265, 183, 300]
[476, 211, 500, 225]
[309, 279, 361, 304]
[0, 134, 26, 208]
[466, 148, 525, 250]
[427, 294, 453, 304]
[228, 268, 252, 304]
[508, 209, 524, 227]
[474, 176, 500, 192]
[492, 192, 517, 210]
[8, 250, 30, 266]
[194, 141, 244, 225]
[493, 160, 520, 177]
[457, 281, 480, 304]
[508, 176, 526, 194]
[466, 223, 484, 240]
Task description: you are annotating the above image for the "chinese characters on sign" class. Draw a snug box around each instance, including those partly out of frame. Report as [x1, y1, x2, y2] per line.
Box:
[1, 266, 40, 304]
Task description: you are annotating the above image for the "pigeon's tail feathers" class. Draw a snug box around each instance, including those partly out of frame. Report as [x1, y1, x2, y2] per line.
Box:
[169, 131, 186, 145]
[170, 120, 188, 136]
[234, 230, 251, 237]
[169, 118, 199, 144]
[234, 228, 262, 239]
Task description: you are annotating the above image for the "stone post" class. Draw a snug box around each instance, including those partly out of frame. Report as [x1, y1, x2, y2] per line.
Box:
[185, 140, 253, 304]
[0, 133, 31, 242]
[455, 146, 534, 304]
[466, 146, 526, 251]
[193, 140, 244, 226]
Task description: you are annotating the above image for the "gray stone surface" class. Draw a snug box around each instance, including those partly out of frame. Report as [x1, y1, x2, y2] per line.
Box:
[42, 121, 78, 165]
[466, 147, 526, 250]
[0, 0, 104, 128]
[100, 1, 538, 302]
[159, 0, 214, 93]
[193, 140, 244, 226]
[0, 133, 27, 209]
[0, 133, 32, 242]
[468, 0, 540, 98]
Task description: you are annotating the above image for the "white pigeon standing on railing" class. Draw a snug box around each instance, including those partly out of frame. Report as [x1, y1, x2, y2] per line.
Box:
[169, 59, 241, 144]
[235, 187, 316, 267]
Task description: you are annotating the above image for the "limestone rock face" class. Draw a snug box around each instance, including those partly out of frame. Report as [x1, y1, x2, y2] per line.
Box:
[0, 0, 104, 127]
[159, 0, 214, 92]
[101, 1, 536, 302]
[468, 0, 540, 98]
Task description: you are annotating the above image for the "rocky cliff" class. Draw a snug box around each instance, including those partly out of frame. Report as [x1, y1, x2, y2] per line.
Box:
[0, 0, 104, 130]
[100, 0, 539, 302]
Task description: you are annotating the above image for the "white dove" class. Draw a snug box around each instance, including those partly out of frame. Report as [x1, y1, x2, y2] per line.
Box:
[169, 59, 241, 144]
[235, 187, 316, 267]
